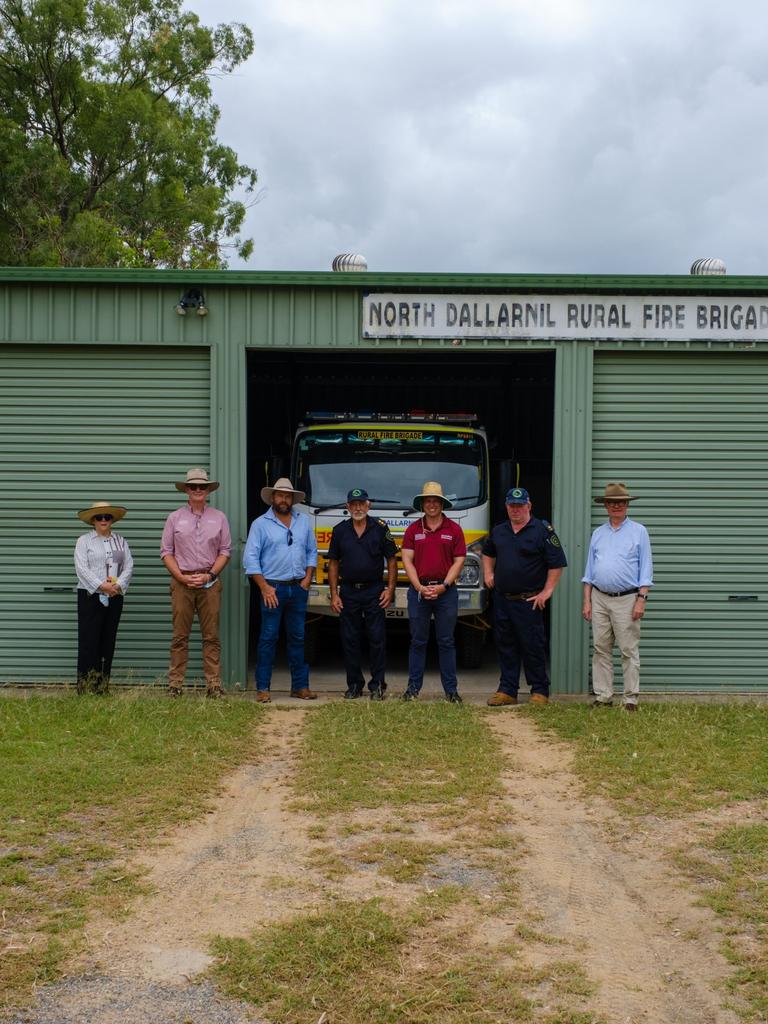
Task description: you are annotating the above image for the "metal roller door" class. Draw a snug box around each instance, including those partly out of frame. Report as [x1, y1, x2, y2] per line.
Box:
[0, 345, 210, 683]
[592, 352, 768, 692]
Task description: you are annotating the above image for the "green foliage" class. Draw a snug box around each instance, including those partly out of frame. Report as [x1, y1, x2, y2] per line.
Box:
[0, 0, 257, 267]
[530, 703, 768, 815]
[0, 694, 263, 1006]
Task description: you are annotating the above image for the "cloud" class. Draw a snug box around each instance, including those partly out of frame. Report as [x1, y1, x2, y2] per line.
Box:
[189, 0, 768, 274]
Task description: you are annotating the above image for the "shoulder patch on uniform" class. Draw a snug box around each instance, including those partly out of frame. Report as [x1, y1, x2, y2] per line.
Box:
[542, 519, 554, 532]
[549, 535, 561, 548]
[377, 518, 388, 526]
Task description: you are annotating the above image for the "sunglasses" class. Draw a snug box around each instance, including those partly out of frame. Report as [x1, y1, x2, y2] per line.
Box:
[187, 484, 208, 491]
[93, 514, 114, 522]
[287, 529, 293, 547]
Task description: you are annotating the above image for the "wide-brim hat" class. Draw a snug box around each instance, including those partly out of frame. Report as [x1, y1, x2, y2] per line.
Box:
[595, 482, 638, 504]
[261, 477, 306, 504]
[412, 481, 453, 511]
[175, 468, 219, 492]
[78, 500, 127, 524]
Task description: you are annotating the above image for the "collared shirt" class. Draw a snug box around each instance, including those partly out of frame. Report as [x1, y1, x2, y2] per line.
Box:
[582, 517, 653, 593]
[160, 504, 232, 571]
[75, 531, 134, 594]
[401, 515, 466, 580]
[328, 516, 398, 583]
[242, 507, 318, 580]
[482, 517, 567, 593]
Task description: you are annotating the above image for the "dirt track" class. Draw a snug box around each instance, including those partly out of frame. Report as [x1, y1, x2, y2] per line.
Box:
[13, 707, 739, 1024]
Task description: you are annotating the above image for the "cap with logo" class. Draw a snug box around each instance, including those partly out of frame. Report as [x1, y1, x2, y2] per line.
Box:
[347, 488, 370, 502]
[505, 487, 530, 505]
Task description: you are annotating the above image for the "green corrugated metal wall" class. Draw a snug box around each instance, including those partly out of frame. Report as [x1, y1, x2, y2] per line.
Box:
[0, 344, 211, 683]
[592, 352, 768, 691]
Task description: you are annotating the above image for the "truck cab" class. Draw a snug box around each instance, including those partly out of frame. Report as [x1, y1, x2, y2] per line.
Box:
[290, 412, 491, 666]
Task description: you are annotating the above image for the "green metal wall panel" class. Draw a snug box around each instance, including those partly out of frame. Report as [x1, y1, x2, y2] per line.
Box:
[0, 345, 211, 684]
[551, 343, 593, 694]
[592, 352, 768, 692]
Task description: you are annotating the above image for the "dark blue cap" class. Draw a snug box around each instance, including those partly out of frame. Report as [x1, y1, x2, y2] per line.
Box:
[505, 487, 530, 504]
[347, 488, 369, 502]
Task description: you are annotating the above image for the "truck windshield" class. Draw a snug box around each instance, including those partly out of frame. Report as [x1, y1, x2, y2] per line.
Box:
[294, 428, 486, 510]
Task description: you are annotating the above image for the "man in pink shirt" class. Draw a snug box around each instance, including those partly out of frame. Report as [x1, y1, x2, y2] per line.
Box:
[161, 468, 231, 697]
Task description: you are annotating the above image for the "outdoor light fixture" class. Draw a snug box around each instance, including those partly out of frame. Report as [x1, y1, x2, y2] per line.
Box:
[174, 288, 208, 316]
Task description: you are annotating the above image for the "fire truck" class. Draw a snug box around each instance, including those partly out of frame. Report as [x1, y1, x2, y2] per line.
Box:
[290, 411, 491, 667]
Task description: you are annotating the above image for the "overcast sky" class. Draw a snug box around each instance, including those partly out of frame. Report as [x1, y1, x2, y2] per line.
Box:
[187, 0, 768, 275]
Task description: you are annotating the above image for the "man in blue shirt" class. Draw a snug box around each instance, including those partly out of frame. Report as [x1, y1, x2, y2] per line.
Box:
[243, 477, 318, 702]
[582, 482, 653, 711]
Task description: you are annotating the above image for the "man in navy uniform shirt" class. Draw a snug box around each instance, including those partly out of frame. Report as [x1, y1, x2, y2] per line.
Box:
[327, 488, 398, 700]
[482, 487, 567, 706]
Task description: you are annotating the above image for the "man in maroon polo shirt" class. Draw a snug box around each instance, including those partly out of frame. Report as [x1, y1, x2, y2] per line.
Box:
[401, 481, 466, 702]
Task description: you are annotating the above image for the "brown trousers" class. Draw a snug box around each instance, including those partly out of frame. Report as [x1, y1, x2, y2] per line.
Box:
[168, 578, 223, 691]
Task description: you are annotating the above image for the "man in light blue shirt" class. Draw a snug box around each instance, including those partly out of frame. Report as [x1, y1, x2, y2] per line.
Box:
[243, 477, 318, 701]
[582, 482, 653, 711]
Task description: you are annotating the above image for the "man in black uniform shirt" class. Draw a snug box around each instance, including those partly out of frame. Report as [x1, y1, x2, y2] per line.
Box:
[482, 487, 567, 706]
[328, 488, 398, 700]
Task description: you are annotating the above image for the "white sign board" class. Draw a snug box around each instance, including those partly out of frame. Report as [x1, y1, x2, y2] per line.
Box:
[363, 293, 768, 341]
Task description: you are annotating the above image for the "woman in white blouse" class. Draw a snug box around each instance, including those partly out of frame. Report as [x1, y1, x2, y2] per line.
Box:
[74, 501, 134, 693]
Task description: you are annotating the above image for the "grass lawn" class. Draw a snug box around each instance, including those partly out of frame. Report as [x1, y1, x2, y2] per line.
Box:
[533, 702, 768, 1021]
[0, 694, 263, 1008]
[213, 703, 604, 1024]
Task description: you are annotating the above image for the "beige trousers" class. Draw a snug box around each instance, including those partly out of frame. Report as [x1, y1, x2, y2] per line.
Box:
[168, 578, 223, 691]
[591, 590, 641, 705]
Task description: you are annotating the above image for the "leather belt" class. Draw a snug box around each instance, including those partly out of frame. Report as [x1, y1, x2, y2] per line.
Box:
[501, 590, 538, 601]
[341, 580, 381, 590]
[594, 587, 638, 597]
[182, 568, 212, 574]
[265, 578, 305, 586]
[418, 578, 443, 585]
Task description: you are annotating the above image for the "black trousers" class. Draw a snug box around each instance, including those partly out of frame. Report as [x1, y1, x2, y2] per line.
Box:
[77, 590, 124, 691]
[339, 582, 387, 692]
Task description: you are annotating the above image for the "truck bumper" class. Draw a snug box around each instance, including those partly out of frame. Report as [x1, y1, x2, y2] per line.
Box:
[306, 584, 488, 619]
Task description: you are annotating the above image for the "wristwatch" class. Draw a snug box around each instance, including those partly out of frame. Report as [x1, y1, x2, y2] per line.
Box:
[637, 593, 647, 600]
[442, 580, 454, 589]
[209, 571, 218, 582]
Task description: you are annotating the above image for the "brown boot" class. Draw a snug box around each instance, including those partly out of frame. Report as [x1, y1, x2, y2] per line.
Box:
[487, 691, 518, 707]
[290, 688, 318, 700]
[255, 691, 271, 703]
[529, 694, 549, 705]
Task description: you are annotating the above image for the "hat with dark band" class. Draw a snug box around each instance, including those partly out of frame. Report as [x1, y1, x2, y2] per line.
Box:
[77, 500, 127, 524]
[595, 482, 638, 504]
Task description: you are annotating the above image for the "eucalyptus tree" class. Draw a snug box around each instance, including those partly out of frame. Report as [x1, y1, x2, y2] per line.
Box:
[0, 0, 257, 267]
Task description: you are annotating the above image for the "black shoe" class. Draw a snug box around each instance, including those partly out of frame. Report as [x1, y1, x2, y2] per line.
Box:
[168, 688, 182, 698]
[370, 687, 385, 701]
[401, 690, 418, 701]
[446, 692, 463, 704]
[591, 699, 612, 707]
[343, 688, 363, 699]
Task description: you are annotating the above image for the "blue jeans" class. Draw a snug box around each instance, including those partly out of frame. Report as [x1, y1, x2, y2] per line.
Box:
[406, 586, 459, 695]
[255, 582, 309, 692]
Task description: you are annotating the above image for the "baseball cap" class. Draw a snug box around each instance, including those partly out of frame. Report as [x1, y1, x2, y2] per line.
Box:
[505, 487, 530, 505]
[347, 488, 369, 502]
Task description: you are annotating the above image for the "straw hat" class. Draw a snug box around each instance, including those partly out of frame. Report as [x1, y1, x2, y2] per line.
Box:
[77, 500, 127, 524]
[595, 482, 638, 504]
[261, 477, 306, 504]
[412, 481, 453, 511]
[175, 468, 219, 493]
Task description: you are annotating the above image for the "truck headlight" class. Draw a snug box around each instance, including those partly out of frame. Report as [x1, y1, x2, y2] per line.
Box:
[458, 555, 481, 587]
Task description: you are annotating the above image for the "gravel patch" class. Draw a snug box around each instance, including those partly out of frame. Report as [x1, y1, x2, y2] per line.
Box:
[9, 975, 260, 1024]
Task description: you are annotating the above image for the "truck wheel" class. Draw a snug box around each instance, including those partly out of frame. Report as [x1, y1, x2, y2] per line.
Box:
[457, 623, 486, 669]
[304, 619, 322, 665]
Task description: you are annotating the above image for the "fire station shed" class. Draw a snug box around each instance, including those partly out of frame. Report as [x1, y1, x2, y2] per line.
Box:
[1, 265, 767, 694]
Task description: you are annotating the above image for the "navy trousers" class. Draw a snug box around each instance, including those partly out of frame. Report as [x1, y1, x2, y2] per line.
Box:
[339, 582, 388, 692]
[493, 595, 550, 697]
